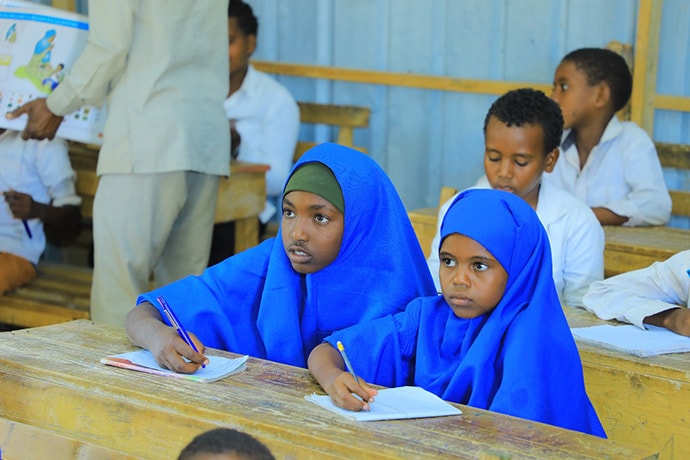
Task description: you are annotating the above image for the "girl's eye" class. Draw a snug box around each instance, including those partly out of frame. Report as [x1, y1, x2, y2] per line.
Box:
[473, 262, 489, 271]
[560, 83, 569, 91]
[283, 209, 295, 218]
[314, 214, 330, 224]
[441, 257, 457, 267]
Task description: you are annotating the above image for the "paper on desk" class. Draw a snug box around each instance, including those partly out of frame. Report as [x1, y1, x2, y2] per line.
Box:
[101, 349, 248, 383]
[305, 386, 462, 422]
[571, 324, 690, 357]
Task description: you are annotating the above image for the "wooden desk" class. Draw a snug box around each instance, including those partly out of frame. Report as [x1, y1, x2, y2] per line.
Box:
[602, 226, 689, 277]
[407, 209, 690, 276]
[565, 307, 690, 460]
[0, 321, 655, 460]
[217, 161, 270, 253]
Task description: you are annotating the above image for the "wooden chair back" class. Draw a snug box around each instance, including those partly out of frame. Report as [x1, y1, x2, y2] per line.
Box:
[67, 142, 99, 219]
[293, 101, 371, 161]
[655, 142, 690, 219]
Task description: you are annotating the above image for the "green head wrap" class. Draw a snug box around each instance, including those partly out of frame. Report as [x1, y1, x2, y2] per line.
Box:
[283, 162, 344, 214]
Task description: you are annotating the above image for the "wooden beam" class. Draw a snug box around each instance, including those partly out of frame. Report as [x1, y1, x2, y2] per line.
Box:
[630, 0, 663, 134]
[655, 94, 690, 112]
[50, 0, 76, 11]
[254, 61, 552, 96]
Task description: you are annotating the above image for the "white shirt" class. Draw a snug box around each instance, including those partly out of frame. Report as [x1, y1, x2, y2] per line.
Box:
[0, 131, 80, 264]
[546, 116, 671, 226]
[47, 0, 230, 177]
[583, 250, 690, 330]
[427, 178, 604, 307]
[225, 65, 300, 222]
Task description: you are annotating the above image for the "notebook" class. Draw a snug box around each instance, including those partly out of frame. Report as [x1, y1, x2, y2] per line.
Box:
[305, 386, 462, 422]
[571, 324, 690, 357]
[101, 349, 248, 383]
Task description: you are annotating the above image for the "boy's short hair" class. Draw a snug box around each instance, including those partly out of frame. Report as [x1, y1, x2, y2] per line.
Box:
[561, 48, 633, 113]
[229, 0, 259, 37]
[178, 428, 275, 460]
[483, 88, 564, 154]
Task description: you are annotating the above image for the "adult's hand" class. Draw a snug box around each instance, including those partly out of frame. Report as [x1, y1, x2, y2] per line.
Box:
[6, 98, 64, 140]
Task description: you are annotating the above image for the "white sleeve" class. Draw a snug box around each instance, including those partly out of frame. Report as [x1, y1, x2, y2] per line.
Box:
[582, 250, 690, 329]
[560, 208, 604, 307]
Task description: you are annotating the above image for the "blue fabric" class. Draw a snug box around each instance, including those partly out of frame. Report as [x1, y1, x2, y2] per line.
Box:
[138, 143, 435, 367]
[327, 188, 606, 437]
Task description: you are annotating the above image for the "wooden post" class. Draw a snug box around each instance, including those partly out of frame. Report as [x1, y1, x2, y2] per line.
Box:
[630, 0, 663, 135]
[50, 0, 76, 11]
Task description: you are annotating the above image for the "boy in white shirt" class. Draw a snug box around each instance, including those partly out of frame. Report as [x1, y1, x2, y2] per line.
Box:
[549, 48, 671, 226]
[210, 0, 300, 265]
[583, 250, 690, 337]
[0, 129, 81, 294]
[428, 89, 603, 307]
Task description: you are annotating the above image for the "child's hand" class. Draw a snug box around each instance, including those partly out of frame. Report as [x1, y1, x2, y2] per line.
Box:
[3, 190, 38, 219]
[148, 327, 208, 374]
[324, 370, 378, 411]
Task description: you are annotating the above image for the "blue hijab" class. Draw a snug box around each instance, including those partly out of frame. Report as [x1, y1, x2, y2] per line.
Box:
[138, 143, 435, 367]
[327, 189, 605, 436]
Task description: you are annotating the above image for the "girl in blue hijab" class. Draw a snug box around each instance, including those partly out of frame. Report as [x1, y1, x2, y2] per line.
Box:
[309, 188, 606, 437]
[126, 143, 436, 369]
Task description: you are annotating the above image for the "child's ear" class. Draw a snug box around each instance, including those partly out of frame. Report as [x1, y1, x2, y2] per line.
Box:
[594, 82, 611, 109]
[247, 34, 257, 57]
[543, 147, 559, 173]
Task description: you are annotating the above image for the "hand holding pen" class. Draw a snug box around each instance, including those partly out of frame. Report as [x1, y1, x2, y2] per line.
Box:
[156, 296, 208, 370]
[336, 341, 377, 410]
[3, 190, 34, 238]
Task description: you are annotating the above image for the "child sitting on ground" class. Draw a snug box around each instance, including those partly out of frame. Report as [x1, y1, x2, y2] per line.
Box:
[178, 428, 275, 460]
[125, 143, 436, 370]
[309, 188, 606, 437]
[548, 47, 671, 226]
[0, 129, 81, 295]
[428, 88, 603, 307]
[583, 250, 690, 337]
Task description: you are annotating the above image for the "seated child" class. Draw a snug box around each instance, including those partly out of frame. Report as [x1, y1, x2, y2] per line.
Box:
[583, 250, 690, 336]
[428, 88, 603, 307]
[309, 188, 606, 437]
[125, 143, 436, 369]
[178, 428, 274, 460]
[0, 129, 81, 295]
[209, 0, 300, 264]
[548, 47, 671, 226]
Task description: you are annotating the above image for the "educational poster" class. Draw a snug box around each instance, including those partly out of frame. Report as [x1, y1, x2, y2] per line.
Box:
[0, 0, 105, 144]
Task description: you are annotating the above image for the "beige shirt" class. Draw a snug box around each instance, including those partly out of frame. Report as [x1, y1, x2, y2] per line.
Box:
[47, 0, 230, 177]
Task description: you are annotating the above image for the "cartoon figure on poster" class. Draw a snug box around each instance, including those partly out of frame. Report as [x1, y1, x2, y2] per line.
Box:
[14, 29, 64, 94]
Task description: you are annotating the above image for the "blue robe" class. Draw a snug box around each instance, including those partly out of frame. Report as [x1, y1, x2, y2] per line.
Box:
[326, 188, 606, 437]
[138, 143, 436, 367]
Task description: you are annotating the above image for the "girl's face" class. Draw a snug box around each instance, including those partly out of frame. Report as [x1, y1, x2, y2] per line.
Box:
[281, 191, 344, 274]
[438, 234, 507, 319]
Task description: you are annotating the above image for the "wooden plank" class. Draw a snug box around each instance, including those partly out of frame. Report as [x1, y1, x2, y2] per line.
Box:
[298, 101, 370, 127]
[49, 0, 75, 11]
[670, 190, 690, 217]
[0, 321, 657, 460]
[655, 94, 690, 112]
[0, 417, 141, 460]
[408, 207, 439, 259]
[565, 307, 690, 460]
[656, 142, 690, 170]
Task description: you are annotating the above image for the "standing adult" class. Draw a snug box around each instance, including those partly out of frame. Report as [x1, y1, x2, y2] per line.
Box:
[8, 1, 230, 326]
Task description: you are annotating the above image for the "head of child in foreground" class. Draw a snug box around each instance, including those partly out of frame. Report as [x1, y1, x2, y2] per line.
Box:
[438, 188, 551, 319]
[281, 161, 344, 274]
[177, 428, 275, 460]
[551, 47, 632, 130]
[483, 88, 563, 208]
[227, 0, 257, 81]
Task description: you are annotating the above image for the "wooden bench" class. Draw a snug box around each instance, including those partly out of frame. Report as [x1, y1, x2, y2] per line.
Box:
[656, 141, 690, 220]
[293, 101, 371, 161]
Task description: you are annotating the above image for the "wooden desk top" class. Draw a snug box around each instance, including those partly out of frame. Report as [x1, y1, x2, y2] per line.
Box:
[603, 226, 688, 259]
[564, 307, 690, 459]
[0, 321, 656, 460]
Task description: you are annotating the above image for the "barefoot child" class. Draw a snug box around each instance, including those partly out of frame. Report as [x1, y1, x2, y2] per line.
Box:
[309, 188, 606, 437]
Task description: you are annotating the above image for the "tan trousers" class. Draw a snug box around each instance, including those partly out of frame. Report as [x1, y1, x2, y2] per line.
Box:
[90, 171, 219, 327]
[0, 252, 37, 295]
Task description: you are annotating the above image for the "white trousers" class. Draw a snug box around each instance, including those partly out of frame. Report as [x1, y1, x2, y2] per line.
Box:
[90, 171, 219, 326]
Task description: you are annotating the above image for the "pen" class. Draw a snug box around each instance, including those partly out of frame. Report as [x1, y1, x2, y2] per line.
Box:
[22, 219, 32, 239]
[336, 340, 360, 385]
[156, 295, 205, 368]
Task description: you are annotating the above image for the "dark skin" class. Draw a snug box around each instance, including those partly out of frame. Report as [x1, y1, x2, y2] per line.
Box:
[644, 309, 690, 337]
[5, 97, 64, 141]
[3, 189, 81, 244]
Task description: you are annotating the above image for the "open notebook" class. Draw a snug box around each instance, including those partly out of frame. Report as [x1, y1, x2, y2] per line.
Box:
[571, 324, 690, 357]
[101, 349, 248, 383]
[305, 386, 462, 422]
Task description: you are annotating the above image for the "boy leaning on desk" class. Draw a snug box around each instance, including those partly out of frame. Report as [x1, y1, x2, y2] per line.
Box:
[583, 250, 690, 337]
